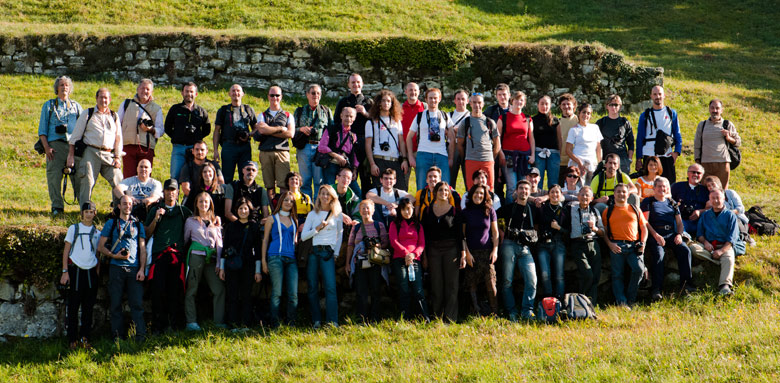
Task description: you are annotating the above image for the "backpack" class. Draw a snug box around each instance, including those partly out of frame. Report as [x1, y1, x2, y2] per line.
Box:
[415, 110, 449, 147]
[462, 115, 496, 149]
[604, 203, 642, 242]
[644, 106, 675, 155]
[747, 205, 778, 236]
[68, 223, 98, 258]
[562, 293, 597, 320]
[595, 170, 630, 198]
[73, 107, 118, 157]
[536, 297, 562, 323]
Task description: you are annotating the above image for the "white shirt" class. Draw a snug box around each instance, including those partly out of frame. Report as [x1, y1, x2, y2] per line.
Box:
[65, 223, 100, 269]
[642, 107, 674, 157]
[365, 116, 402, 158]
[566, 123, 603, 172]
[368, 187, 410, 216]
[410, 109, 454, 156]
[118, 176, 162, 201]
[301, 209, 344, 252]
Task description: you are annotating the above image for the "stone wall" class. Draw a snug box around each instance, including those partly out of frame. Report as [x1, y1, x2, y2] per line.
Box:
[0, 34, 662, 112]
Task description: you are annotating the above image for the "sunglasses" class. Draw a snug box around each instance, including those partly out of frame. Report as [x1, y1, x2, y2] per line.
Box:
[608, 103, 621, 107]
[269, 94, 281, 98]
[567, 174, 579, 178]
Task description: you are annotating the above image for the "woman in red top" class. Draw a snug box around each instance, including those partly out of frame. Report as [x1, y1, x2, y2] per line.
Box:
[497, 91, 535, 201]
[389, 198, 429, 321]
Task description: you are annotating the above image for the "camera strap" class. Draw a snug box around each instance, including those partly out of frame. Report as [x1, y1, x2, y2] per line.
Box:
[61, 171, 78, 206]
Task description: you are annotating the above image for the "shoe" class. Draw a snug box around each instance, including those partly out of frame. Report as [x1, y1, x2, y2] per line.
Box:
[618, 303, 632, 311]
[214, 323, 228, 330]
[508, 313, 520, 323]
[52, 208, 64, 218]
[683, 284, 698, 294]
[312, 321, 321, 330]
[185, 322, 202, 331]
[231, 327, 250, 334]
[651, 292, 662, 301]
[79, 337, 92, 349]
[68, 341, 79, 350]
[718, 285, 733, 296]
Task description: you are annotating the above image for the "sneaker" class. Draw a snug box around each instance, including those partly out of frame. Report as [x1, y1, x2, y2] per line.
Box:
[312, 321, 321, 330]
[185, 322, 202, 331]
[718, 285, 733, 296]
[52, 208, 64, 218]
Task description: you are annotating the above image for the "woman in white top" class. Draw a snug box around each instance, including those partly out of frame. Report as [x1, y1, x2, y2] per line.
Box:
[301, 184, 344, 328]
[365, 90, 409, 190]
[565, 103, 603, 183]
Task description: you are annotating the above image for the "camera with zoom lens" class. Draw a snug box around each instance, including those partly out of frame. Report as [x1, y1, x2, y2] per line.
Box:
[429, 132, 441, 142]
[379, 141, 390, 152]
[55, 124, 67, 134]
[62, 165, 75, 175]
[633, 241, 644, 256]
[120, 248, 129, 257]
[138, 118, 154, 128]
[235, 130, 250, 142]
[505, 227, 522, 242]
[362, 235, 380, 249]
[185, 124, 197, 134]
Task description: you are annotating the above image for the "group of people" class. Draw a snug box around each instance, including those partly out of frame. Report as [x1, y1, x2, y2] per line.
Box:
[40, 74, 748, 348]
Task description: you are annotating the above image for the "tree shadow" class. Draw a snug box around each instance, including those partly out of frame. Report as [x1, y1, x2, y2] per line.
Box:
[455, 0, 527, 15]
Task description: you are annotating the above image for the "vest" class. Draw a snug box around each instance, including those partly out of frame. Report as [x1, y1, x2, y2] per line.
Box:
[121, 98, 162, 149]
[258, 108, 291, 151]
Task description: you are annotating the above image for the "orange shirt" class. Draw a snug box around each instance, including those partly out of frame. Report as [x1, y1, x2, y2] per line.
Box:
[603, 204, 646, 241]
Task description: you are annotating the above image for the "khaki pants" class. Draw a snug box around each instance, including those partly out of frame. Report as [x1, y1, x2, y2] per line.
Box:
[46, 139, 80, 210]
[702, 162, 730, 190]
[185, 252, 226, 324]
[258, 150, 290, 192]
[77, 146, 122, 206]
[688, 241, 735, 287]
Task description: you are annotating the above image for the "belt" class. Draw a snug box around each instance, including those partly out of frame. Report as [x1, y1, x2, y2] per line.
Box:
[572, 236, 596, 243]
[88, 144, 112, 152]
[313, 245, 331, 250]
[657, 225, 674, 231]
[309, 140, 321, 145]
[373, 155, 399, 162]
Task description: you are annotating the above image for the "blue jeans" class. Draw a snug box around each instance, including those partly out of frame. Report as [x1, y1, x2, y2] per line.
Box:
[645, 233, 693, 293]
[391, 258, 428, 320]
[220, 141, 252, 184]
[297, 144, 323, 200]
[307, 246, 338, 325]
[415, 151, 449, 191]
[170, 144, 194, 180]
[108, 265, 145, 339]
[267, 256, 299, 326]
[499, 240, 537, 318]
[323, 163, 361, 197]
[610, 241, 645, 305]
[535, 150, 561, 189]
[536, 239, 566, 299]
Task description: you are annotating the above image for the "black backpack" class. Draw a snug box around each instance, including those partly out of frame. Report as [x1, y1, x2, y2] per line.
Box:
[747, 205, 778, 236]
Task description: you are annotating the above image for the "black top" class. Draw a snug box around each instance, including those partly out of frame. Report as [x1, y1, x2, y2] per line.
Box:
[421, 204, 462, 244]
[538, 201, 565, 239]
[532, 113, 560, 150]
[223, 220, 261, 261]
[164, 103, 211, 145]
[595, 116, 634, 155]
[497, 202, 539, 232]
[484, 104, 508, 128]
[215, 104, 258, 144]
[334, 93, 373, 138]
[229, 180, 269, 223]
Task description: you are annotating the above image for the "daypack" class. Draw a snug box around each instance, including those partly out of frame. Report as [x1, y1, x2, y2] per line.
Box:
[747, 205, 778, 236]
[695, 119, 740, 170]
[563, 293, 597, 320]
[644, 106, 675, 155]
[462, 115, 496, 149]
[68, 223, 98, 258]
[536, 297, 562, 323]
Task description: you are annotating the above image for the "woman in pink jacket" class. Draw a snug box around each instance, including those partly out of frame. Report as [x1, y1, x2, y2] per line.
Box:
[389, 198, 429, 322]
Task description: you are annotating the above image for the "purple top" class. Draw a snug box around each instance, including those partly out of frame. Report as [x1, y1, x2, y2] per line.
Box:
[461, 207, 497, 251]
[183, 217, 223, 261]
[318, 125, 359, 168]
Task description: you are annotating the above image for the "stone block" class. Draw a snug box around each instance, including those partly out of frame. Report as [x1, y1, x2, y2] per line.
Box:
[197, 67, 214, 78]
[232, 49, 247, 63]
[198, 45, 216, 57]
[64, 49, 75, 56]
[0, 281, 14, 301]
[250, 52, 262, 63]
[31, 284, 57, 301]
[217, 48, 231, 60]
[136, 60, 151, 70]
[210, 58, 226, 70]
[1, 56, 13, 69]
[124, 40, 137, 50]
[292, 49, 311, 58]
[0, 301, 58, 337]
[2, 42, 15, 55]
[136, 50, 147, 60]
[149, 48, 169, 60]
[125, 52, 134, 62]
[169, 48, 185, 61]
[263, 54, 287, 63]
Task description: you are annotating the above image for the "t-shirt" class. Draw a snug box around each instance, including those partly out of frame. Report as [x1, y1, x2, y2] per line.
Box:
[532, 113, 560, 150]
[496, 202, 538, 233]
[456, 115, 499, 162]
[500, 111, 531, 151]
[401, 100, 426, 142]
[566, 123, 603, 172]
[292, 190, 313, 217]
[558, 115, 579, 164]
[215, 104, 258, 144]
[410, 110, 453, 156]
[461, 207, 497, 251]
[101, 218, 146, 267]
[596, 116, 634, 155]
[635, 176, 658, 199]
[118, 176, 162, 202]
[368, 187, 410, 216]
[590, 172, 633, 198]
[65, 223, 100, 269]
[178, 159, 223, 187]
[602, 205, 646, 242]
[640, 197, 678, 232]
[365, 117, 402, 158]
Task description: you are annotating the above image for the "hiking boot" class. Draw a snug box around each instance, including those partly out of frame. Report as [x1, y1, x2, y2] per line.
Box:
[312, 321, 321, 330]
[651, 292, 663, 301]
[718, 285, 733, 296]
[185, 322, 202, 331]
[79, 337, 92, 349]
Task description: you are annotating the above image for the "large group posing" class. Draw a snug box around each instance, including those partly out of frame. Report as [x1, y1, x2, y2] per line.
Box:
[39, 74, 748, 348]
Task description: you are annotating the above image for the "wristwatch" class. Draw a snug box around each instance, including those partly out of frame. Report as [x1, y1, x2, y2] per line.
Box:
[62, 268, 68, 273]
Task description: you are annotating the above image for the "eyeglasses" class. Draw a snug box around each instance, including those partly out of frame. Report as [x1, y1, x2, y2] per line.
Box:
[567, 174, 579, 178]
[608, 103, 621, 107]
[269, 94, 281, 98]
[688, 171, 702, 175]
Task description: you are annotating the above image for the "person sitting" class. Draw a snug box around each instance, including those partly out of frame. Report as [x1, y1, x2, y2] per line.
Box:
[525, 167, 549, 206]
[414, 166, 460, 219]
[224, 161, 270, 224]
[319, 107, 361, 195]
[702, 175, 752, 245]
[561, 166, 582, 203]
[697, 188, 743, 295]
[366, 168, 412, 226]
[670, 164, 709, 237]
[634, 155, 663, 199]
[112, 159, 162, 222]
[178, 140, 224, 204]
[590, 153, 637, 213]
[184, 162, 228, 220]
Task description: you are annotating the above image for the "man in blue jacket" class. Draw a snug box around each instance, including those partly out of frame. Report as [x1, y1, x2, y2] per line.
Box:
[635, 86, 682, 183]
[697, 188, 740, 295]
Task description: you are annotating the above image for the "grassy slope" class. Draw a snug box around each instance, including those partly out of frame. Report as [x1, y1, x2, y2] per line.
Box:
[2, 0, 780, 381]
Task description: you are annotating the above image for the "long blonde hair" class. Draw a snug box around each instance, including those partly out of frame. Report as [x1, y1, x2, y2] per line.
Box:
[315, 185, 342, 217]
[193, 191, 216, 224]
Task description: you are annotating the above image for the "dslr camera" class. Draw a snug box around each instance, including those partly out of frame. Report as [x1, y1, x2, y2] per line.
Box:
[62, 165, 76, 175]
[505, 227, 522, 242]
[120, 248, 129, 257]
[55, 124, 67, 134]
[379, 141, 390, 152]
[429, 132, 441, 142]
[362, 235, 380, 249]
[185, 124, 198, 134]
[236, 129, 250, 142]
[138, 118, 154, 128]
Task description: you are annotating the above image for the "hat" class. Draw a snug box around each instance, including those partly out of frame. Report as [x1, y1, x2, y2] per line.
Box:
[163, 178, 179, 190]
[528, 167, 541, 176]
[242, 160, 258, 170]
[81, 201, 96, 211]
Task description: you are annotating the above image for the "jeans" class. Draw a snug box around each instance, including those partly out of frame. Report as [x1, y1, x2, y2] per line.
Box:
[307, 246, 338, 325]
[415, 152, 450, 191]
[571, 239, 602, 305]
[499, 240, 537, 319]
[108, 265, 145, 339]
[610, 241, 645, 305]
[267, 256, 299, 326]
[297, 143, 323, 200]
[353, 263, 383, 322]
[220, 141, 252, 184]
[171, 144, 193, 180]
[66, 265, 98, 343]
[536, 238, 566, 299]
[427, 239, 460, 322]
[535, 150, 560, 189]
[392, 258, 428, 320]
[323, 163, 361, 197]
[646, 233, 693, 293]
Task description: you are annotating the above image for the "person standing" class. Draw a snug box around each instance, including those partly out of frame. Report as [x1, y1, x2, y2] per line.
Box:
[334, 74, 373, 196]
[366, 90, 409, 190]
[213, 84, 258, 184]
[60, 202, 100, 349]
[224, 161, 270, 224]
[596, 95, 634, 174]
[497, 91, 535, 201]
[401, 82, 426, 145]
[485, 83, 511, 200]
[602, 184, 647, 308]
[461, 184, 499, 316]
[293, 84, 333, 199]
[448, 89, 470, 188]
[39, 75, 83, 216]
[457, 93, 501, 190]
[67, 88, 122, 206]
[694, 99, 741, 189]
[98, 195, 147, 341]
[407, 88, 454, 191]
[389, 198, 429, 321]
[345, 199, 390, 323]
[366, 168, 411, 226]
[532, 95, 561, 190]
[636, 86, 682, 183]
[262, 191, 300, 327]
[536, 185, 567, 300]
[164, 82, 211, 180]
[221, 197, 262, 330]
[565, 103, 603, 183]
[118, 79, 164, 178]
[254, 86, 294, 199]
[556, 93, 578, 185]
[561, 186, 604, 304]
[178, 140, 224, 203]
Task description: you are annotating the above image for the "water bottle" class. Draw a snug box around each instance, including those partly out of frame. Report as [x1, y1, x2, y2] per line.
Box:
[407, 264, 416, 282]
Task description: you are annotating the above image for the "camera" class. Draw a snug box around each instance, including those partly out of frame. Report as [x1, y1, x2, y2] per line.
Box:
[236, 130, 250, 142]
[120, 248, 129, 257]
[138, 118, 154, 128]
[429, 132, 441, 142]
[680, 204, 696, 219]
[62, 166, 75, 175]
[185, 124, 197, 134]
[379, 141, 390, 152]
[633, 241, 645, 256]
[362, 235, 380, 249]
[55, 124, 67, 134]
[505, 227, 522, 242]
